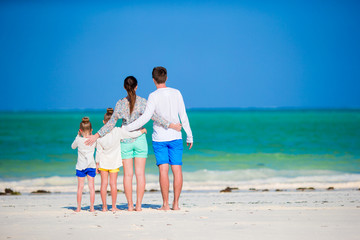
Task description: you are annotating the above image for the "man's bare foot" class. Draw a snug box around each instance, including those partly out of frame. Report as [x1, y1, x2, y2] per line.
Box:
[112, 207, 120, 212]
[75, 207, 81, 212]
[157, 205, 170, 211]
[89, 207, 95, 212]
[102, 206, 108, 212]
[172, 202, 180, 210]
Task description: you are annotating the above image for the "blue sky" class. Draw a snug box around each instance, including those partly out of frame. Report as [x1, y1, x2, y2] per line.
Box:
[1, 1, 359, 110]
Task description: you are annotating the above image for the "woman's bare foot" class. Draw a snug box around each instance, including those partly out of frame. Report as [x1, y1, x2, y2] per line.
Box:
[75, 207, 81, 212]
[127, 203, 134, 211]
[112, 207, 120, 212]
[135, 206, 142, 211]
[102, 206, 108, 212]
[157, 205, 170, 211]
[89, 207, 95, 212]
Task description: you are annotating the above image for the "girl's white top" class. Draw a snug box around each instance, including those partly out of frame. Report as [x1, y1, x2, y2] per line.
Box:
[96, 127, 143, 170]
[71, 136, 96, 170]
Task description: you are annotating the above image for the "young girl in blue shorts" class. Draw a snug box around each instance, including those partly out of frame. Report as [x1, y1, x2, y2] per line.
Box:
[71, 117, 96, 212]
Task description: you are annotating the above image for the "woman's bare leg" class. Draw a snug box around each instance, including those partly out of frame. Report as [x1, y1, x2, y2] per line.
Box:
[123, 158, 134, 211]
[134, 157, 146, 211]
[100, 171, 109, 211]
[76, 177, 85, 212]
[109, 172, 120, 212]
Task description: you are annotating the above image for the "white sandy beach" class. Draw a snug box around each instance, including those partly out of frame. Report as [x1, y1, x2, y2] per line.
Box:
[1, 189, 359, 240]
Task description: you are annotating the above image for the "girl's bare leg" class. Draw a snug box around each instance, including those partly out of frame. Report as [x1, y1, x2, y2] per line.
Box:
[76, 177, 85, 212]
[100, 171, 109, 211]
[87, 175, 95, 212]
[123, 158, 134, 211]
[134, 157, 146, 211]
[109, 172, 120, 212]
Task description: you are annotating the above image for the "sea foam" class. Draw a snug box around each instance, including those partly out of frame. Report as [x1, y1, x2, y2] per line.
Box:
[1, 169, 359, 193]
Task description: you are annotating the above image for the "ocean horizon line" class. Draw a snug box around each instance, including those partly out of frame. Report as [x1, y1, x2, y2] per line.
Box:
[1, 106, 360, 113]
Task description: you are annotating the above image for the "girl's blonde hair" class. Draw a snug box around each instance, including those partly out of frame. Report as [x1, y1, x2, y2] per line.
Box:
[104, 108, 114, 123]
[80, 117, 92, 133]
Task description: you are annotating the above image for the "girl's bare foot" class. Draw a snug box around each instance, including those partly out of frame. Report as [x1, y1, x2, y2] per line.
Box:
[89, 207, 95, 212]
[112, 207, 120, 212]
[75, 207, 81, 212]
[135, 206, 142, 211]
[102, 206, 108, 212]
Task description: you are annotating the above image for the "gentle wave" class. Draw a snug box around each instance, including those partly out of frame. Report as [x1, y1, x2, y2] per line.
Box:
[1, 169, 359, 193]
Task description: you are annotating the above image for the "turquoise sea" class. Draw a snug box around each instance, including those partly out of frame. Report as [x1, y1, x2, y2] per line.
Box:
[0, 109, 359, 192]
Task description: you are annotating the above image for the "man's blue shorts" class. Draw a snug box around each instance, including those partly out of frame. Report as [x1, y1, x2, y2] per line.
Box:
[76, 168, 96, 178]
[152, 139, 183, 166]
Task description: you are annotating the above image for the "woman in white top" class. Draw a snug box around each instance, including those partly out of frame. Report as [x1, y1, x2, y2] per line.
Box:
[96, 108, 146, 212]
[71, 117, 96, 212]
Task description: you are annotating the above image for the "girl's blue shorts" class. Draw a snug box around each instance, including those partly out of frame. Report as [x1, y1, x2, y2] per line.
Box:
[76, 168, 96, 177]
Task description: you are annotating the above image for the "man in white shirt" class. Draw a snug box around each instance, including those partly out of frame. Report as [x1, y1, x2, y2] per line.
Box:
[124, 66, 193, 210]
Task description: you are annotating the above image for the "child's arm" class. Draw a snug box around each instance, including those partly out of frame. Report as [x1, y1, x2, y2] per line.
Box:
[98, 100, 127, 137]
[85, 100, 125, 145]
[118, 127, 146, 140]
[95, 141, 103, 174]
[71, 136, 78, 149]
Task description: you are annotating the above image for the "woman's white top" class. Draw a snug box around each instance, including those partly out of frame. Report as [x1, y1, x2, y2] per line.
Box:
[71, 136, 96, 170]
[96, 127, 143, 170]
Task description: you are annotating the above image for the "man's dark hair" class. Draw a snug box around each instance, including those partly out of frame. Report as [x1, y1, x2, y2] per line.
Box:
[152, 66, 167, 84]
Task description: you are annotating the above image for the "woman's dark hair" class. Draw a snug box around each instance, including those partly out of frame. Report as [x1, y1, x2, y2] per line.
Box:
[80, 117, 92, 133]
[124, 76, 138, 115]
[104, 108, 114, 123]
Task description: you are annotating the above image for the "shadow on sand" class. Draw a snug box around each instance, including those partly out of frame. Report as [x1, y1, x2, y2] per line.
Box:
[63, 203, 162, 211]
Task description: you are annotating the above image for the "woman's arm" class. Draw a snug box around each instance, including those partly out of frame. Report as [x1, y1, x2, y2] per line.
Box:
[151, 112, 170, 128]
[85, 100, 125, 145]
[98, 100, 124, 137]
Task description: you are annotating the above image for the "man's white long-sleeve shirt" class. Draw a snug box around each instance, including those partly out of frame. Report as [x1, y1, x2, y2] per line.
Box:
[124, 87, 193, 143]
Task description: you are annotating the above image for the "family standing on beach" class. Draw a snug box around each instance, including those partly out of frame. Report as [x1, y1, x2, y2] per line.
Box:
[71, 67, 193, 212]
